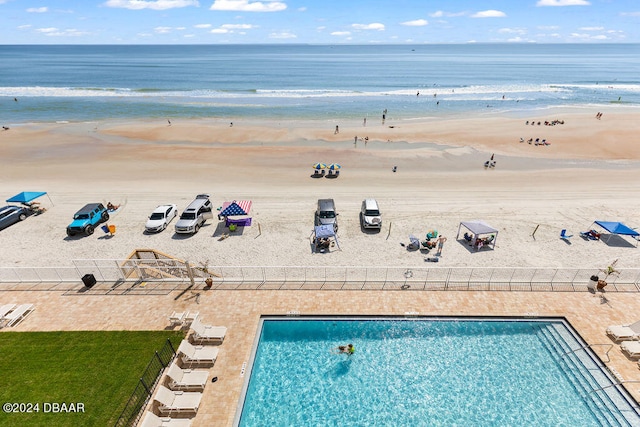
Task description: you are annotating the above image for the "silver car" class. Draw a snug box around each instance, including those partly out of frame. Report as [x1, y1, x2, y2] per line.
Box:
[0, 205, 30, 231]
[175, 195, 213, 234]
[315, 198, 338, 232]
[145, 204, 177, 233]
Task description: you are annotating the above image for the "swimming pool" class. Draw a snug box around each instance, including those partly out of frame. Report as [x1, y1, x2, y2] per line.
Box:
[236, 317, 640, 426]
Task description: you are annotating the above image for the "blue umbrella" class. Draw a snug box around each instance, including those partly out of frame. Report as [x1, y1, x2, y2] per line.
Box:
[313, 162, 327, 170]
[328, 163, 341, 171]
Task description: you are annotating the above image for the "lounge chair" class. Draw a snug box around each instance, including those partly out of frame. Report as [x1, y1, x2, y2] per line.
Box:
[153, 385, 202, 417]
[620, 341, 640, 359]
[183, 311, 199, 325]
[1, 304, 34, 327]
[0, 304, 16, 320]
[140, 411, 192, 427]
[166, 362, 209, 391]
[606, 320, 640, 342]
[169, 311, 186, 327]
[560, 229, 573, 240]
[190, 317, 227, 344]
[177, 340, 219, 367]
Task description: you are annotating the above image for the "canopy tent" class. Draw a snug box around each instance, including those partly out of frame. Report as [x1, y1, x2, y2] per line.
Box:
[219, 200, 252, 217]
[456, 220, 498, 249]
[6, 191, 52, 205]
[310, 224, 341, 252]
[218, 200, 252, 227]
[592, 220, 639, 246]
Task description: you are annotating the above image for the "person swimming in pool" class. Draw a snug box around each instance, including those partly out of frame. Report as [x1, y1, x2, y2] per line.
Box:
[335, 343, 355, 356]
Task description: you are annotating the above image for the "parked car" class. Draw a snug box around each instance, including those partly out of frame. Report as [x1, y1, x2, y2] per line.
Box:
[66, 203, 109, 236]
[360, 198, 382, 230]
[0, 205, 31, 231]
[175, 195, 213, 234]
[315, 198, 338, 232]
[145, 204, 177, 233]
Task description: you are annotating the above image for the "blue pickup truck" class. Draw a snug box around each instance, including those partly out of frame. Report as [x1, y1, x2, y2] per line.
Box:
[66, 203, 109, 236]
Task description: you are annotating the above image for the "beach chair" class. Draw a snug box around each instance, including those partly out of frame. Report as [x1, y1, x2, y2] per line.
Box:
[169, 311, 186, 327]
[153, 385, 202, 417]
[560, 229, 573, 240]
[140, 411, 192, 427]
[1, 304, 34, 327]
[177, 340, 219, 367]
[0, 304, 16, 320]
[183, 311, 199, 326]
[165, 362, 209, 391]
[606, 320, 640, 342]
[620, 341, 640, 360]
[190, 317, 227, 344]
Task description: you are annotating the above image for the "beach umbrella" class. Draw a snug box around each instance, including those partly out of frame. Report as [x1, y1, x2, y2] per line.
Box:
[313, 162, 327, 170]
[327, 163, 341, 171]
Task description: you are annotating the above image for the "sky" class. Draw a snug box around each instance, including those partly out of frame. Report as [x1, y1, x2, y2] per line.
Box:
[1, 0, 639, 44]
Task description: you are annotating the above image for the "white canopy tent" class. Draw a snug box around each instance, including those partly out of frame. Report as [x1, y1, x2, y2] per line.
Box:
[310, 224, 341, 252]
[456, 220, 498, 249]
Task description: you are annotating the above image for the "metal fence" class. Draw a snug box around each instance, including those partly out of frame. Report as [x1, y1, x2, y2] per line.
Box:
[1, 261, 640, 293]
[114, 338, 177, 427]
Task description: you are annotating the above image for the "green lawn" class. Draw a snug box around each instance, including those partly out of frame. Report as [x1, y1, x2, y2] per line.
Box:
[0, 330, 184, 427]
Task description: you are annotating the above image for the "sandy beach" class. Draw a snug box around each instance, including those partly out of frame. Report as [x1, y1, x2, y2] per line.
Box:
[2, 109, 640, 425]
[1, 109, 639, 270]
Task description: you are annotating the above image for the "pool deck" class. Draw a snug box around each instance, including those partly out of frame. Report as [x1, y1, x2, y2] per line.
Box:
[2, 287, 640, 426]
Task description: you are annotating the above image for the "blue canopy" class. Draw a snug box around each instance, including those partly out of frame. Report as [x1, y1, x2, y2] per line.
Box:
[594, 221, 639, 237]
[6, 191, 47, 203]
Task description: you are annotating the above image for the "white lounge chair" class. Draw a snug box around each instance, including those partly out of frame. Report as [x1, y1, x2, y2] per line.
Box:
[153, 385, 202, 416]
[169, 311, 186, 327]
[140, 411, 192, 427]
[2, 304, 34, 327]
[606, 320, 640, 342]
[621, 341, 640, 359]
[0, 304, 16, 319]
[190, 317, 227, 344]
[166, 362, 209, 391]
[177, 340, 219, 367]
[183, 311, 199, 325]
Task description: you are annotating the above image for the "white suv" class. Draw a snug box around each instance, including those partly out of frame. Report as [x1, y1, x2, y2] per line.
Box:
[174, 195, 213, 234]
[360, 198, 382, 230]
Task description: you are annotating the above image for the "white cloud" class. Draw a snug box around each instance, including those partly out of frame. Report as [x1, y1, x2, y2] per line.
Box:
[27, 7, 48, 13]
[352, 23, 385, 31]
[620, 12, 640, 17]
[401, 19, 428, 27]
[537, 25, 560, 30]
[210, 28, 229, 33]
[331, 31, 351, 36]
[579, 26, 603, 31]
[536, 0, 589, 6]
[507, 37, 524, 42]
[269, 31, 296, 39]
[194, 24, 212, 28]
[184, 34, 195, 38]
[18, 25, 32, 30]
[36, 27, 88, 37]
[471, 10, 506, 18]
[498, 27, 526, 35]
[210, 0, 286, 12]
[104, 0, 199, 10]
[592, 35, 608, 40]
[221, 23, 255, 29]
[154, 26, 173, 33]
[297, 7, 306, 12]
[429, 10, 466, 18]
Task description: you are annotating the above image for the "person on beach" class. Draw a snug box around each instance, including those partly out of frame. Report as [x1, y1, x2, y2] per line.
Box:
[364, 136, 368, 146]
[335, 125, 339, 134]
[363, 117, 366, 126]
[354, 136, 357, 147]
[436, 235, 447, 256]
[167, 119, 171, 126]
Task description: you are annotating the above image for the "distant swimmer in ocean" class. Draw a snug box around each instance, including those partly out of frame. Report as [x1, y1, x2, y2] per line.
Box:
[334, 343, 355, 356]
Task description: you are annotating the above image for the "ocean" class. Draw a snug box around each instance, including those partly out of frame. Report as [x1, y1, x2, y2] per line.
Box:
[1, 44, 639, 124]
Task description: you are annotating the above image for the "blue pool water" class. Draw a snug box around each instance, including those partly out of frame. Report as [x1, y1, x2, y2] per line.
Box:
[238, 318, 640, 426]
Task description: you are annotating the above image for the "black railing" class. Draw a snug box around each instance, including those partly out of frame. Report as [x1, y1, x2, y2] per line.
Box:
[114, 339, 177, 427]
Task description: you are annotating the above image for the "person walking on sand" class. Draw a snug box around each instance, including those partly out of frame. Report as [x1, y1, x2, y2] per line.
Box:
[354, 136, 358, 147]
[436, 235, 447, 256]
[363, 117, 366, 126]
[335, 125, 339, 134]
[167, 119, 171, 126]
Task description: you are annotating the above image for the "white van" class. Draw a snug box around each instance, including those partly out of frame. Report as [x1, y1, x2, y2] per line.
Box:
[174, 194, 213, 234]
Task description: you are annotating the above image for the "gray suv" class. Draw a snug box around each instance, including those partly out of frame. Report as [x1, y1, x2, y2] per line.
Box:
[315, 198, 338, 231]
[175, 194, 213, 234]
